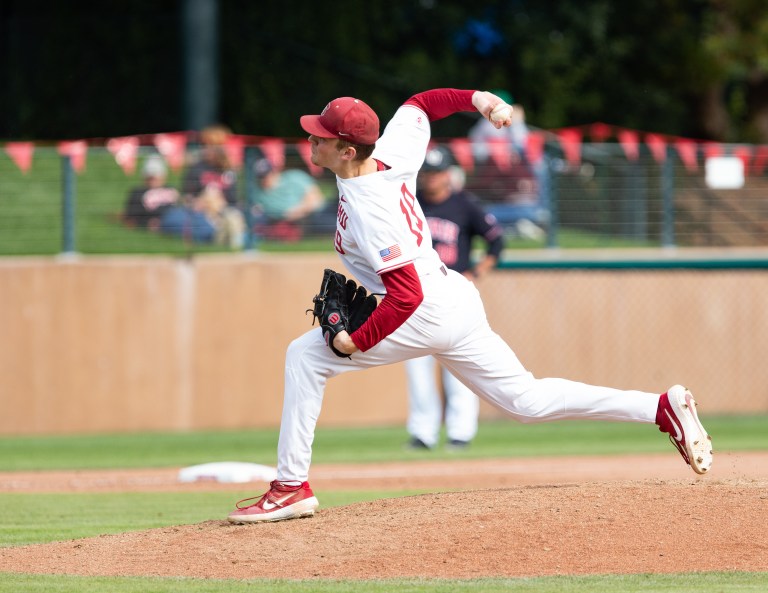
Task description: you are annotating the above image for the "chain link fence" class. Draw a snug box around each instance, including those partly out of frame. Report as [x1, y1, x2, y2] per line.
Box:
[2, 140, 767, 256]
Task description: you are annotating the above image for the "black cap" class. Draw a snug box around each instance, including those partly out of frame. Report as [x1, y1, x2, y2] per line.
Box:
[253, 156, 274, 178]
[421, 146, 456, 172]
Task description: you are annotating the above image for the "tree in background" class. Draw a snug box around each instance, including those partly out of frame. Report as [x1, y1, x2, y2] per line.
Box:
[699, 0, 768, 142]
[1, 0, 767, 142]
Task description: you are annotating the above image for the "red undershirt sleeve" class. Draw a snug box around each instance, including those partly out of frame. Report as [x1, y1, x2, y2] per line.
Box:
[404, 88, 476, 122]
[349, 263, 424, 352]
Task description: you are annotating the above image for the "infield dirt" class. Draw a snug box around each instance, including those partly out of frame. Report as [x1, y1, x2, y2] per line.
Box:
[1, 452, 767, 579]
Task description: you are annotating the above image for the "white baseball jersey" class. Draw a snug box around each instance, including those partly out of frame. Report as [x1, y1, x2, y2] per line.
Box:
[333, 104, 443, 293]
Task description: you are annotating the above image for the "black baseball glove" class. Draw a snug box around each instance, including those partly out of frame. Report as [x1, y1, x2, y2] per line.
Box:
[308, 269, 378, 358]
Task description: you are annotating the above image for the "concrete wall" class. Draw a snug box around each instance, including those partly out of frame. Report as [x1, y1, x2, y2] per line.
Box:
[1, 254, 766, 435]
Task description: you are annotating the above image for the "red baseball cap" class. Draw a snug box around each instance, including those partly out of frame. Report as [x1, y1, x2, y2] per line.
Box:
[300, 97, 380, 145]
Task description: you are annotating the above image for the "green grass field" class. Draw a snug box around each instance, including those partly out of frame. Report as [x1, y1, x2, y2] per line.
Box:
[1, 416, 766, 472]
[2, 572, 768, 593]
[1, 416, 767, 592]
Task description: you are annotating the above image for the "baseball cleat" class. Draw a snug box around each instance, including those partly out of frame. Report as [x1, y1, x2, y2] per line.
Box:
[227, 480, 319, 524]
[657, 385, 713, 474]
[405, 437, 433, 451]
[446, 439, 471, 451]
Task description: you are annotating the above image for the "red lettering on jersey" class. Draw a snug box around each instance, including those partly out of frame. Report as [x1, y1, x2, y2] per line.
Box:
[337, 200, 348, 229]
[334, 230, 345, 254]
[399, 183, 424, 246]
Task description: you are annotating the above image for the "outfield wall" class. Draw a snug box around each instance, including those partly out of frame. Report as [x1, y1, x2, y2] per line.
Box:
[1, 253, 766, 435]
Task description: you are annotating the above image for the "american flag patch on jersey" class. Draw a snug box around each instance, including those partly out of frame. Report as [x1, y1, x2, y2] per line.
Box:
[379, 244, 402, 262]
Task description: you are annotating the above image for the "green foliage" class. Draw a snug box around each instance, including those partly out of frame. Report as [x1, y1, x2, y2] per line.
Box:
[3, 1, 768, 141]
[1, 2, 181, 139]
[699, 0, 768, 141]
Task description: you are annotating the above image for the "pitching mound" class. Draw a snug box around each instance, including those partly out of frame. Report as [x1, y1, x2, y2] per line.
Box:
[1, 478, 767, 579]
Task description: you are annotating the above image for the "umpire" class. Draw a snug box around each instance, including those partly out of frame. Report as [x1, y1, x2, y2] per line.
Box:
[405, 145, 504, 450]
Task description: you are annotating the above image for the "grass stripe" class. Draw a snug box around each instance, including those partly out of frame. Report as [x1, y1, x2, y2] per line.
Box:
[2, 572, 768, 593]
[0, 416, 765, 472]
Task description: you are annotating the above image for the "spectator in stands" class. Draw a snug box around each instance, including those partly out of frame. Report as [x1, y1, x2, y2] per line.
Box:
[123, 155, 180, 231]
[180, 124, 246, 249]
[249, 154, 326, 242]
[466, 91, 548, 240]
[124, 155, 217, 244]
[405, 145, 504, 451]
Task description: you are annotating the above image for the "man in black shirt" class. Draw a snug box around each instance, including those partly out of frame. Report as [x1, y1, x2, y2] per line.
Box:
[405, 145, 504, 450]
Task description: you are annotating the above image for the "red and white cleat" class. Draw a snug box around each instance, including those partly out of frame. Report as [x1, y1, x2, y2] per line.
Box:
[227, 480, 319, 524]
[657, 385, 713, 474]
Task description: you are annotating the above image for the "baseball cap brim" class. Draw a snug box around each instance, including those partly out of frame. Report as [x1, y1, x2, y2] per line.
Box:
[300, 115, 337, 139]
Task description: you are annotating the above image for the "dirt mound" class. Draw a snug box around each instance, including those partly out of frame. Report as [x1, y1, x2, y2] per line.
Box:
[2, 479, 767, 580]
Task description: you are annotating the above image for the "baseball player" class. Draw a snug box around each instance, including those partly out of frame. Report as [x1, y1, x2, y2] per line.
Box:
[227, 88, 713, 524]
[406, 145, 504, 450]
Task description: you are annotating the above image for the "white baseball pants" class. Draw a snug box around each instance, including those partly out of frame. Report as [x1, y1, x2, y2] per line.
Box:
[277, 268, 660, 482]
[406, 355, 479, 447]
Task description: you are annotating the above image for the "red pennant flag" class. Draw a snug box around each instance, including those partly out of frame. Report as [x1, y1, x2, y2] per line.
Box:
[674, 138, 698, 172]
[223, 135, 245, 170]
[448, 138, 474, 172]
[524, 131, 545, 165]
[645, 133, 667, 163]
[106, 136, 139, 175]
[703, 142, 722, 161]
[487, 137, 513, 172]
[590, 122, 613, 142]
[296, 139, 323, 176]
[153, 132, 188, 171]
[731, 146, 752, 175]
[752, 145, 768, 176]
[259, 138, 286, 171]
[556, 128, 582, 166]
[57, 140, 88, 173]
[5, 141, 35, 173]
[617, 130, 640, 161]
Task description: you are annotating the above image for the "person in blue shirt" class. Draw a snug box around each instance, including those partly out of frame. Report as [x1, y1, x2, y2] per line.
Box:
[250, 156, 326, 241]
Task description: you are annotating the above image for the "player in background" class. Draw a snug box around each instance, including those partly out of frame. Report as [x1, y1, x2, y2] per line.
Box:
[227, 88, 713, 524]
[406, 145, 504, 451]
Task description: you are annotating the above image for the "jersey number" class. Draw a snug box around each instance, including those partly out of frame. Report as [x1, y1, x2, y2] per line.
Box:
[399, 184, 424, 246]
